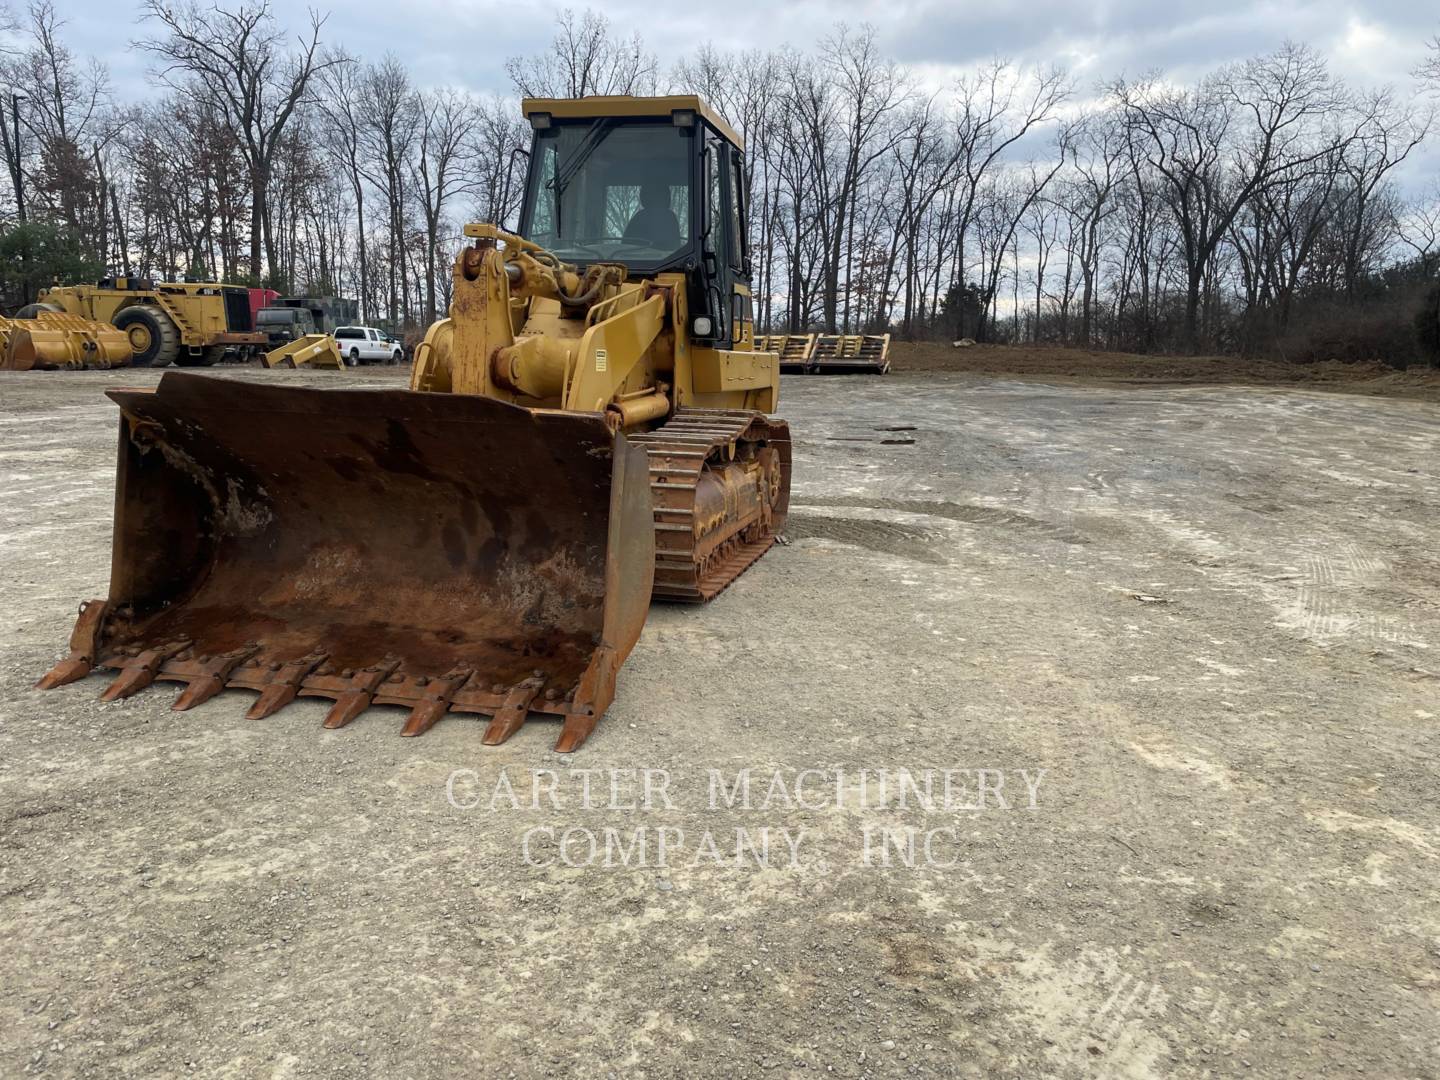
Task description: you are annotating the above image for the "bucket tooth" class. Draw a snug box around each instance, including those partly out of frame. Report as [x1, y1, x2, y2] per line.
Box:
[553, 712, 599, 754]
[171, 645, 261, 711]
[482, 678, 545, 746]
[35, 600, 110, 689]
[400, 667, 472, 737]
[399, 699, 449, 739]
[322, 659, 401, 729]
[37, 657, 96, 690]
[99, 639, 192, 702]
[245, 653, 328, 720]
[552, 646, 618, 752]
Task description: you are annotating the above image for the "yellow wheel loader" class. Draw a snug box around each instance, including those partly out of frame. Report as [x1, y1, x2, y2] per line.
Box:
[33, 278, 267, 367]
[37, 95, 790, 752]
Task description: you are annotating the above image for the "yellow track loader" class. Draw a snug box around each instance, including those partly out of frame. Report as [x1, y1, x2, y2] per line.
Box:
[37, 95, 790, 752]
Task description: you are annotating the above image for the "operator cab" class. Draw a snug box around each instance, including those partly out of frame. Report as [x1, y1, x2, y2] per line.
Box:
[518, 95, 754, 348]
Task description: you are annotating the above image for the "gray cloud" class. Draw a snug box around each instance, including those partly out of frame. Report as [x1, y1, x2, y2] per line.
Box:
[36, 0, 1440, 105]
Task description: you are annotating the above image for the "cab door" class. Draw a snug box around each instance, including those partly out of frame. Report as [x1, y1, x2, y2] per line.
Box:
[700, 130, 733, 348]
[725, 146, 755, 348]
[700, 131, 754, 349]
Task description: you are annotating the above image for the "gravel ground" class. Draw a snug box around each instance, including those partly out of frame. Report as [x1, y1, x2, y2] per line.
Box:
[1, 365, 1438, 1078]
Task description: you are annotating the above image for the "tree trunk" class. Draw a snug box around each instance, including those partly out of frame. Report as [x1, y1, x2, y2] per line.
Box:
[1183, 268, 1203, 354]
[250, 173, 264, 280]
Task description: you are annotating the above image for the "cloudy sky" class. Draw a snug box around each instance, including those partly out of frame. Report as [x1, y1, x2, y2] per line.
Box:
[49, 0, 1437, 99]
[36, 0, 1440, 190]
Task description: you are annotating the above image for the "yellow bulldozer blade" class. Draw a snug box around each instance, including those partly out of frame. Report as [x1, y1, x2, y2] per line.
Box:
[263, 333, 344, 369]
[37, 373, 655, 751]
[1, 312, 133, 370]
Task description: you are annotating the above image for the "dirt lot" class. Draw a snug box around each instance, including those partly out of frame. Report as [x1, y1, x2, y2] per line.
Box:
[2, 361, 1438, 1078]
[892, 341, 1440, 402]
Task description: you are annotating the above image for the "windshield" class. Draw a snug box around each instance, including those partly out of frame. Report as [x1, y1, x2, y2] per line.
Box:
[520, 120, 692, 268]
[257, 310, 297, 325]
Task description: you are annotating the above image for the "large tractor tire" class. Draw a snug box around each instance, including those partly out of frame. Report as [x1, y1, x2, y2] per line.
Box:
[113, 305, 180, 368]
[15, 302, 62, 319]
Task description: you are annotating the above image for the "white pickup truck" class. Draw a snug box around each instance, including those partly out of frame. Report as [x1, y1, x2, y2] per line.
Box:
[333, 326, 405, 366]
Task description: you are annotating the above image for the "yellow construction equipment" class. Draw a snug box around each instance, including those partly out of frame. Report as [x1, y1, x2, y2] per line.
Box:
[755, 333, 817, 373]
[262, 333, 344, 369]
[37, 95, 791, 753]
[33, 278, 267, 367]
[754, 332, 890, 374]
[0, 311, 132, 370]
[810, 333, 891, 374]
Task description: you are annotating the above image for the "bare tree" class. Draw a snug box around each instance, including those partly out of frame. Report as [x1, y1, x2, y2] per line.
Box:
[818, 25, 909, 332]
[1417, 34, 1440, 89]
[943, 60, 1070, 337]
[3, 1, 118, 241]
[1116, 44, 1347, 351]
[505, 8, 656, 99]
[1333, 88, 1429, 297]
[973, 154, 1067, 340]
[412, 87, 475, 325]
[137, 1, 345, 280]
[889, 95, 955, 337]
[317, 58, 372, 319]
[1063, 112, 1126, 345]
[360, 56, 419, 326]
[1019, 188, 1060, 341]
[1398, 182, 1440, 277]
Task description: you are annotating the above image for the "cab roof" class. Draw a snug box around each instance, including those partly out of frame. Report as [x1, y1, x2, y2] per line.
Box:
[520, 95, 744, 152]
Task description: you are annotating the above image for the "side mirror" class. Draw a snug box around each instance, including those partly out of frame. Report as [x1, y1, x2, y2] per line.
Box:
[499, 146, 532, 234]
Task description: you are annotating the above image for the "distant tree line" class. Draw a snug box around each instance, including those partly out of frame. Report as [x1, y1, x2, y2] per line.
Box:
[2, 1, 1439, 363]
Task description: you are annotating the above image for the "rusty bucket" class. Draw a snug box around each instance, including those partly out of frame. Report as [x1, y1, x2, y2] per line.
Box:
[38, 373, 654, 751]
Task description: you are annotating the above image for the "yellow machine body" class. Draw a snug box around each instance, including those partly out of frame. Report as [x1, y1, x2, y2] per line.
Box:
[37, 279, 266, 368]
[0, 312, 133, 370]
[262, 333, 345, 370]
[411, 225, 777, 416]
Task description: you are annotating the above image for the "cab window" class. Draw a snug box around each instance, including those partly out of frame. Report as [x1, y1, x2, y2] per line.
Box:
[521, 120, 693, 268]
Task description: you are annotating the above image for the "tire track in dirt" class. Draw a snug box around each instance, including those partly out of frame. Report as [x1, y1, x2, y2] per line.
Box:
[790, 496, 1090, 547]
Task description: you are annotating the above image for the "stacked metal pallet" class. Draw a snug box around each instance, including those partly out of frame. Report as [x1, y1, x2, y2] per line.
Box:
[753, 332, 890, 375]
[810, 333, 891, 374]
[753, 334, 817, 373]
